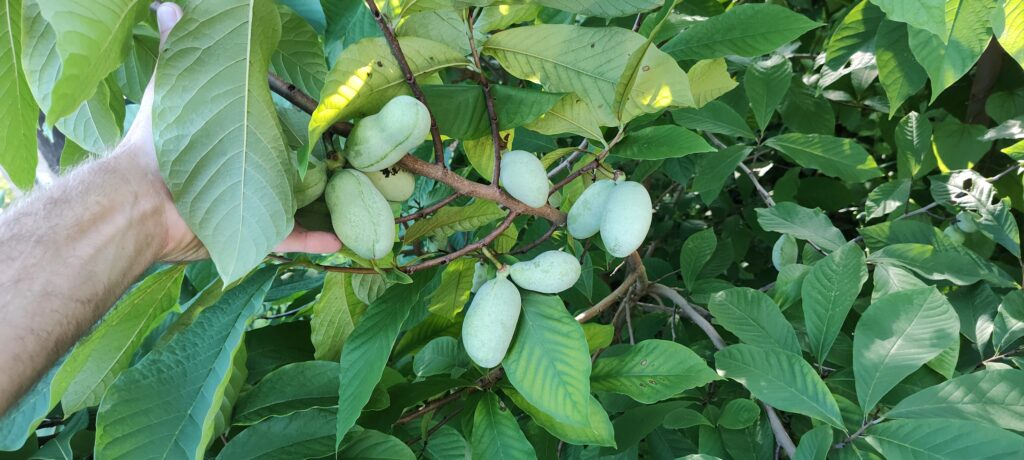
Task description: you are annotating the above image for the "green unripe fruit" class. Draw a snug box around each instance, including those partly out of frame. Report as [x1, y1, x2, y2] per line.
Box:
[345, 95, 431, 172]
[499, 150, 549, 208]
[956, 212, 978, 233]
[567, 179, 615, 239]
[365, 167, 415, 202]
[293, 157, 327, 208]
[325, 169, 396, 260]
[943, 225, 966, 245]
[600, 181, 652, 258]
[509, 250, 581, 294]
[462, 271, 521, 368]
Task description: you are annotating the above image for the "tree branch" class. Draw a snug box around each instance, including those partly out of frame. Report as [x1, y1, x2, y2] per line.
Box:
[466, 8, 504, 185]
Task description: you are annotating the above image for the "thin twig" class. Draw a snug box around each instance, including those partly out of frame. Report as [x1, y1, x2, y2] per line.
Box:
[547, 140, 588, 178]
[396, 193, 461, 223]
[510, 224, 558, 255]
[551, 130, 625, 193]
[466, 8, 505, 186]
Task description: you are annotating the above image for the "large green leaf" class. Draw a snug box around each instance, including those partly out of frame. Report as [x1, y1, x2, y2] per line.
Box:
[671, 101, 755, 140]
[306, 36, 465, 156]
[867, 243, 1015, 287]
[503, 388, 615, 447]
[54, 266, 185, 414]
[534, 0, 660, 18]
[895, 112, 933, 180]
[311, 272, 365, 361]
[793, 425, 832, 460]
[0, 355, 65, 451]
[337, 429, 416, 459]
[422, 85, 564, 140]
[865, 419, 1024, 459]
[661, 4, 821, 60]
[744, 54, 792, 131]
[679, 228, 717, 289]
[853, 287, 959, 416]
[232, 361, 339, 425]
[155, 0, 294, 284]
[715, 344, 844, 429]
[426, 258, 475, 319]
[708, 288, 801, 355]
[219, 408, 337, 459]
[765, 133, 883, 183]
[756, 202, 847, 252]
[868, 0, 945, 38]
[611, 125, 714, 160]
[484, 24, 692, 126]
[888, 369, 1024, 431]
[504, 292, 592, 428]
[471, 392, 538, 459]
[55, 78, 125, 155]
[874, 20, 928, 115]
[686, 58, 739, 108]
[803, 242, 867, 365]
[909, 0, 997, 100]
[29, 0, 146, 122]
[0, 0, 38, 189]
[272, 4, 327, 97]
[865, 179, 912, 220]
[522, 94, 604, 142]
[692, 145, 752, 205]
[591, 340, 719, 404]
[997, 0, 1024, 70]
[993, 290, 1024, 352]
[94, 267, 276, 458]
[335, 273, 431, 444]
[825, 1, 884, 69]
[607, 401, 691, 454]
[404, 200, 505, 245]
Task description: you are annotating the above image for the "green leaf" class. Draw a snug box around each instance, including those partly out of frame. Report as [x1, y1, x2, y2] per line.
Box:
[311, 272, 365, 361]
[715, 344, 844, 429]
[427, 258, 475, 319]
[484, 24, 692, 127]
[672, 101, 755, 140]
[611, 125, 714, 160]
[661, 4, 821, 60]
[422, 85, 564, 140]
[888, 369, 1024, 431]
[591, 340, 719, 404]
[232, 361, 339, 425]
[908, 0, 997, 101]
[219, 408, 337, 459]
[895, 112, 933, 179]
[504, 293, 592, 428]
[679, 228, 717, 289]
[993, 290, 1024, 352]
[413, 336, 467, 378]
[853, 287, 959, 416]
[874, 20, 928, 115]
[865, 419, 1024, 459]
[409, 425, 467, 460]
[94, 267, 276, 458]
[54, 266, 185, 414]
[608, 401, 690, 454]
[867, 243, 1015, 287]
[397, 10, 481, 56]
[718, 399, 760, 429]
[533, 0, 661, 18]
[686, 58, 739, 108]
[404, 200, 505, 245]
[662, 407, 713, 429]
[756, 202, 847, 252]
[0, 356, 65, 451]
[155, 0, 293, 284]
[336, 273, 431, 444]
[114, 32, 158, 103]
[949, 283, 1000, 345]
[475, 4, 541, 33]
[765, 133, 883, 183]
[472, 393, 538, 459]
[744, 54, 792, 131]
[55, 78, 125, 155]
[793, 425, 832, 460]
[272, 4, 327, 97]
[865, 179, 911, 220]
[996, 0, 1024, 70]
[825, 1, 884, 69]
[708, 287, 801, 355]
[29, 0, 146, 123]
[338, 429, 416, 460]
[522, 95, 605, 142]
[503, 388, 615, 447]
[932, 118, 992, 171]
[692, 145, 751, 205]
[31, 410, 88, 459]
[868, 0, 945, 38]
[803, 242, 868, 365]
[306, 36, 465, 158]
[0, 0, 39, 189]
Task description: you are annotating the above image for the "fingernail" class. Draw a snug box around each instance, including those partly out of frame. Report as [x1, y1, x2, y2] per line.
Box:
[157, 3, 182, 32]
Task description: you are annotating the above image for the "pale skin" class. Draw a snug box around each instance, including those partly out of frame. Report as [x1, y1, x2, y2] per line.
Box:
[0, 3, 341, 415]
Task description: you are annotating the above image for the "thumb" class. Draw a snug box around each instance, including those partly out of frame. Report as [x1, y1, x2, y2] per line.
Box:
[156, 3, 183, 46]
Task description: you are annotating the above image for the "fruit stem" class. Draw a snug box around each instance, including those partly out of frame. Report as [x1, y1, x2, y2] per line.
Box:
[480, 247, 504, 270]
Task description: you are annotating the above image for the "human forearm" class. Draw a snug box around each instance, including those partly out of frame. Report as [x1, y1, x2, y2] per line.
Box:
[0, 148, 167, 413]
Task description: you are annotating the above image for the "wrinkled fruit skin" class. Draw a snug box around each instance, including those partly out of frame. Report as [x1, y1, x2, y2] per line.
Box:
[509, 250, 581, 294]
[365, 167, 416, 202]
[325, 169, 396, 260]
[294, 158, 327, 208]
[567, 180, 615, 239]
[499, 150, 549, 208]
[344, 95, 431, 172]
[462, 274, 522, 368]
[601, 181, 652, 258]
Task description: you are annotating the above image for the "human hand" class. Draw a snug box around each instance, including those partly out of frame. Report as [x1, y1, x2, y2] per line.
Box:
[120, 2, 341, 262]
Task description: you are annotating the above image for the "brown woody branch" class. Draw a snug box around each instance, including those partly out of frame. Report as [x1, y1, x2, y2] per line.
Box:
[466, 8, 505, 186]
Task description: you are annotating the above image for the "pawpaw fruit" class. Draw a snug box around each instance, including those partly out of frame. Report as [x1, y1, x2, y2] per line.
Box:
[499, 150, 549, 208]
[943, 225, 966, 245]
[462, 271, 521, 368]
[600, 180, 652, 257]
[567, 179, 614, 239]
[325, 169, 396, 260]
[365, 167, 415, 202]
[509, 250, 581, 294]
[344, 95, 431, 172]
[293, 157, 327, 208]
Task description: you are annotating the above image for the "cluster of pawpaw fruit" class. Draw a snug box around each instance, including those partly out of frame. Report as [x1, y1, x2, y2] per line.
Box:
[291, 95, 429, 260]
[567, 177, 653, 257]
[462, 250, 582, 367]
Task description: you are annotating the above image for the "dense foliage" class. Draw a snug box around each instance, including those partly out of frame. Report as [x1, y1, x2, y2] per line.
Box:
[2, 0, 1024, 458]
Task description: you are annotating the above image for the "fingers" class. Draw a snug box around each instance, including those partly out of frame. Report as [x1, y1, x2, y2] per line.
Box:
[156, 3, 183, 45]
[275, 225, 343, 254]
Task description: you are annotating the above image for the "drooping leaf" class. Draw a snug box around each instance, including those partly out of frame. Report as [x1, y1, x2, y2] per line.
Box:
[895, 112, 933, 180]
[865, 179, 911, 220]
[404, 200, 505, 245]
[853, 287, 959, 416]
[908, 0, 997, 101]
[471, 392, 539, 459]
[744, 54, 792, 131]
[679, 228, 717, 289]
[802, 242, 868, 365]
[888, 369, 1024, 431]
[793, 425, 832, 460]
[948, 283, 1000, 345]
[55, 78, 125, 155]
[0, 0, 39, 189]
[867, 243, 1015, 287]
[993, 290, 1024, 352]
[715, 344, 844, 429]
[865, 419, 1024, 459]
[874, 20, 928, 115]
[672, 101, 755, 140]
[686, 58, 739, 108]
[996, 0, 1024, 70]
[232, 361, 339, 425]
[413, 336, 468, 378]
[611, 125, 714, 160]
[94, 267, 276, 458]
[591, 340, 719, 404]
[756, 202, 847, 252]
[219, 408, 337, 459]
[661, 4, 821, 60]
[426, 258, 475, 319]
[504, 388, 615, 447]
[311, 272, 365, 361]
[765, 133, 883, 183]
[868, 0, 945, 38]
